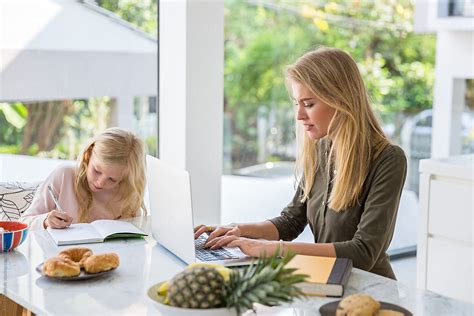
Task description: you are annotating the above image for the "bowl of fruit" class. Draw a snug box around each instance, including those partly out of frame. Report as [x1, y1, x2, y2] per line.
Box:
[0, 221, 28, 252]
[147, 253, 307, 315]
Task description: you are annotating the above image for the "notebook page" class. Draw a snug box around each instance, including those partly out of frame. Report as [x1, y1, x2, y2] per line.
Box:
[91, 219, 146, 239]
[47, 223, 102, 245]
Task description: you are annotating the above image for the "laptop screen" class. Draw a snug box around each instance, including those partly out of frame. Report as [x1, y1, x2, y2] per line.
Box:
[146, 155, 196, 264]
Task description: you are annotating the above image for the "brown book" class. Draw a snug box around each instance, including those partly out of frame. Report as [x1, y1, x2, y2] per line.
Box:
[286, 255, 352, 297]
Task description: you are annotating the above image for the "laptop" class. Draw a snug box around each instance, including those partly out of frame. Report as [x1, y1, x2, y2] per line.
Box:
[146, 155, 253, 267]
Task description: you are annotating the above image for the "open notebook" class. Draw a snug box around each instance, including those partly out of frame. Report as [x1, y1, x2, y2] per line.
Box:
[47, 219, 147, 246]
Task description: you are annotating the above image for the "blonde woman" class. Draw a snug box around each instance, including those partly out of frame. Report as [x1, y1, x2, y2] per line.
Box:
[196, 47, 407, 279]
[21, 127, 146, 230]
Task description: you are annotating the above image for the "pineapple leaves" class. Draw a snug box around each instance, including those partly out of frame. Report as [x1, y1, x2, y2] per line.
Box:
[224, 250, 308, 315]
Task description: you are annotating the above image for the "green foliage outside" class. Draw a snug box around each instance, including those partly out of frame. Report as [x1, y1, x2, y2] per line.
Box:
[224, 0, 436, 169]
[96, 0, 158, 38]
[0, 102, 27, 153]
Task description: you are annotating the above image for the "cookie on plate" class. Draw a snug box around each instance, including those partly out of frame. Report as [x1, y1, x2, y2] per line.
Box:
[336, 294, 381, 316]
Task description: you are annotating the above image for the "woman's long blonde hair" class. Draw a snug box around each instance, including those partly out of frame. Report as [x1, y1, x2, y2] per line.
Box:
[74, 127, 147, 222]
[286, 47, 389, 211]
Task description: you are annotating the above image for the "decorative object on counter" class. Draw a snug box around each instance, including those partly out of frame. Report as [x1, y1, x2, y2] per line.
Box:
[319, 293, 412, 316]
[0, 221, 28, 252]
[286, 254, 352, 297]
[148, 251, 308, 315]
[37, 247, 119, 280]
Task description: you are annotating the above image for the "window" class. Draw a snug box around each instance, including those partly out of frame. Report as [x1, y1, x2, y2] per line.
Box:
[222, 0, 435, 254]
[0, 1, 158, 163]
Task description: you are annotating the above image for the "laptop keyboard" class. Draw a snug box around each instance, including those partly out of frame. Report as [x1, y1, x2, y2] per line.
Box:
[195, 235, 239, 261]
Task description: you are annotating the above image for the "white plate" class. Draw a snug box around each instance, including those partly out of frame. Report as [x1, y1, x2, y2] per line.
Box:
[36, 262, 116, 281]
[147, 281, 237, 316]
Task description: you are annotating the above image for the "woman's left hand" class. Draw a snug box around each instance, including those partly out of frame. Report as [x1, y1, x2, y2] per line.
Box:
[225, 237, 280, 258]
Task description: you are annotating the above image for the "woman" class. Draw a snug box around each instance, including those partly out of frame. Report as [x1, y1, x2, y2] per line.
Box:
[21, 127, 147, 230]
[195, 47, 407, 279]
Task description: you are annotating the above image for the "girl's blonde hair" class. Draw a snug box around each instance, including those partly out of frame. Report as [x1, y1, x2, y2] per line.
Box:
[286, 47, 389, 211]
[74, 127, 147, 222]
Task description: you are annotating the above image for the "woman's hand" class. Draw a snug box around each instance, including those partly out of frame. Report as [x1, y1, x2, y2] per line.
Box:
[43, 210, 73, 229]
[194, 224, 242, 247]
[226, 237, 280, 258]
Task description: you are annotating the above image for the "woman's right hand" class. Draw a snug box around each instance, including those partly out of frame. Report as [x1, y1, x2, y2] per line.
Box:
[43, 210, 73, 229]
[194, 224, 242, 247]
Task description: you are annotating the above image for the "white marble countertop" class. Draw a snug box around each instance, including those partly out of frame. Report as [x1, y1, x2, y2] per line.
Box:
[1, 217, 473, 315]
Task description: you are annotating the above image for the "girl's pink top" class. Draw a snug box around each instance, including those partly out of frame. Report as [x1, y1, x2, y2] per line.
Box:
[21, 165, 126, 230]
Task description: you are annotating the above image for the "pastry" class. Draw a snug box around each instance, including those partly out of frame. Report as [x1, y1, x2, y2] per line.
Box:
[58, 247, 93, 267]
[83, 253, 120, 274]
[43, 256, 81, 277]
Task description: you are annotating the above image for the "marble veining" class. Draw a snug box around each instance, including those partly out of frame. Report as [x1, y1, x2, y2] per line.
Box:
[1, 217, 472, 315]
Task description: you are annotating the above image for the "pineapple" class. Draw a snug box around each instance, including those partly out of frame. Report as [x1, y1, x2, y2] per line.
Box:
[167, 267, 226, 309]
[164, 251, 307, 315]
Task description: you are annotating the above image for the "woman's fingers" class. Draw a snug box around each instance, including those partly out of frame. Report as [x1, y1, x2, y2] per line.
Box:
[210, 235, 238, 250]
[194, 224, 218, 239]
[207, 226, 229, 240]
[193, 225, 207, 239]
[204, 235, 222, 248]
[194, 224, 240, 247]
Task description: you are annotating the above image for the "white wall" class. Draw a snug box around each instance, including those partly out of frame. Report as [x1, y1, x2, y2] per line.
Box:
[431, 31, 474, 157]
[159, 0, 224, 225]
[0, 51, 157, 101]
[0, 154, 73, 182]
[1, 0, 156, 52]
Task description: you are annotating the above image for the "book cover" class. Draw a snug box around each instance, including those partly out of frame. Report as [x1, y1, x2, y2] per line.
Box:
[47, 220, 147, 246]
[286, 255, 352, 297]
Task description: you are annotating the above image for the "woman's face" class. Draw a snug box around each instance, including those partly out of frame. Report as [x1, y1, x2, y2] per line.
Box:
[86, 152, 126, 193]
[291, 81, 336, 140]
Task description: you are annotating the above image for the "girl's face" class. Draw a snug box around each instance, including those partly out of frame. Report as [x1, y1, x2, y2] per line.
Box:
[86, 152, 126, 193]
[291, 81, 336, 140]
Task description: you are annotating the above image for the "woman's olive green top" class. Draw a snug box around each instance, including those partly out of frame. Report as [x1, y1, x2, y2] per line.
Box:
[269, 139, 407, 279]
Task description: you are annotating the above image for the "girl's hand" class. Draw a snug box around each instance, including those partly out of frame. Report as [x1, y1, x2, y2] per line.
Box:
[226, 237, 280, 258]
[43, 210, 73, 229]
[194, 224, 242, 247]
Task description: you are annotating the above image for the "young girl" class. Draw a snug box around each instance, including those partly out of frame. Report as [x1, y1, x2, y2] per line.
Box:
[21, 127, 147, 230]
[196, 47, 407, 279]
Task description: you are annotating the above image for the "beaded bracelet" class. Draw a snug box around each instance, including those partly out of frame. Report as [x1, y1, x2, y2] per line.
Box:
[279, 239, 284, 257]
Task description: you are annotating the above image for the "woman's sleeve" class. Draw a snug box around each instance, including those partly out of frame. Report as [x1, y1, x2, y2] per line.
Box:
[333, 146, 407, 271]
[268, 185, 308, 241]
[20, 166, 68, 230]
